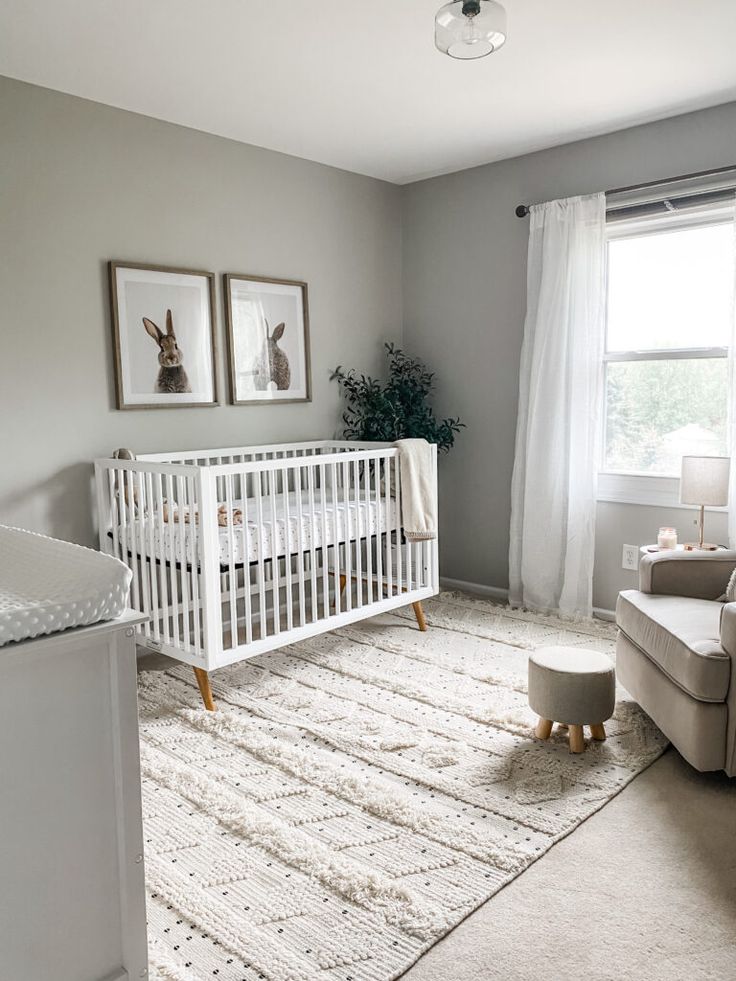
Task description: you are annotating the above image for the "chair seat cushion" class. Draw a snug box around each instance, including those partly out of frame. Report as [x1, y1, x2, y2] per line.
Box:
[616, 590, 730, 702]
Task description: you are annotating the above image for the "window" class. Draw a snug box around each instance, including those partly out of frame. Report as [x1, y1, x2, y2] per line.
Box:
[599, 207, 734, 505]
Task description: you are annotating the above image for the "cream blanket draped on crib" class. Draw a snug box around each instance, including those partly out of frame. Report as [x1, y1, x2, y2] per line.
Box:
[395, 438, 437, 542]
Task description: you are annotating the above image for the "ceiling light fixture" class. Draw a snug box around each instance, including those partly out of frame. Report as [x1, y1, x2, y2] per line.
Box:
[435, 0, 507, 60]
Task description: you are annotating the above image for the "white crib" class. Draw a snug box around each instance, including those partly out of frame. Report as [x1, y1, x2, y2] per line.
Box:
[95, 440, 439, 708]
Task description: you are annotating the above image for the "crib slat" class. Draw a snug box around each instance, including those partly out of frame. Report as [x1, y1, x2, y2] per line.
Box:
[406, 505, 413, 595]
[135, 472, 152, 638]
[374, 457, 383, 601]
[166, 474, 180, 650]
[241, 484, 253, 646]
[145, 472, 160, 643]
[108, 470, 119, 562]
[123, 470, 140, 615]
[154, 472, 170, 645]
[295, 463, 306, 628]
[117, 469, 128, 578]
[307, 464, 318, 623]
[282, 466, 294, 633]
[225, 473, 238, 648]
[187, 476, 202, 658]
[330, 461, 341, 616]
[394, 454, 403, 595]
[119, 470, 131, 604]
[363, 460, 373, 604]
[353, 457, 363, 608]
[384, 457, 393, 599]
[319, 463, 329, 618]
[432, 446, 439, 590]
[342, 459, 352, 612]
[176, 475, 191, 653]
[269, 468, 280, 636]
[255, 461, 267, 640]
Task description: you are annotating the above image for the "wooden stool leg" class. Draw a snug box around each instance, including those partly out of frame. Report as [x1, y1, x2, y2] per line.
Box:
[412, 602, 428, 632]
[568, 725, 585, 754]
[334, 573, 347, 609]
[193, 667, 216, 712]
[535, 718, 553, 740]
[590, 723, 606, 741]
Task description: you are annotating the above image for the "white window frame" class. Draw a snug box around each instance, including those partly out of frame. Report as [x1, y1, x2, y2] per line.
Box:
[598, 203, 732, 508]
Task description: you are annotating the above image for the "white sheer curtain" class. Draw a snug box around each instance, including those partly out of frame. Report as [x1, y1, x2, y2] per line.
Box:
[509, 193, 606, 617]
[727, 200, 736, 548]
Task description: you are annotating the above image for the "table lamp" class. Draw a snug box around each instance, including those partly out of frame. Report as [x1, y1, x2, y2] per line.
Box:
[680, 455, 730, 550]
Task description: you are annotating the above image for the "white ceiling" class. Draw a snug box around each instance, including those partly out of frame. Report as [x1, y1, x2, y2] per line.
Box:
[2, 0, 736, 184]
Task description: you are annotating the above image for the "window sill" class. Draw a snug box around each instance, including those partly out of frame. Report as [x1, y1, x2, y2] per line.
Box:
[597, 471, 728, 511]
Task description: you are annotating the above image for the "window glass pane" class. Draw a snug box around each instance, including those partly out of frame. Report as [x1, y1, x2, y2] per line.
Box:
[604, 358, 727, 475]
[607, 222, 734, 351]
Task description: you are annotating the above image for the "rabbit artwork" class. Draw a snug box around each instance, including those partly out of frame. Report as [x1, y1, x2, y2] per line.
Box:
[254, 320, 291, 391]
[143, 309, 192, 394]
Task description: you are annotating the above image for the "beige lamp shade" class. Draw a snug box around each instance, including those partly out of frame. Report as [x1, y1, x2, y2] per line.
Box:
[680, 455, 730, 507]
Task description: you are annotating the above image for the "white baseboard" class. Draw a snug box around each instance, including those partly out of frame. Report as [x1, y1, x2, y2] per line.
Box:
[592, 606, 616, 622]
[440, 576, 616, 623]
[440, 577, 510, 602]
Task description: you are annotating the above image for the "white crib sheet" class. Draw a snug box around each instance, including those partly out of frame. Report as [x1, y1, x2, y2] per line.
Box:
[115, 491, 399, 567]
[0, 525, 132, 646]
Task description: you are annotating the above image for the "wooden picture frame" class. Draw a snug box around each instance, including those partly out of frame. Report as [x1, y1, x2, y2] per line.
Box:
[109, 261, 218, 410]
[224, 273, 311, 406]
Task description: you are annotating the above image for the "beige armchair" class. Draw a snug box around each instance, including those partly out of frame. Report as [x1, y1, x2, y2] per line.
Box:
[616, 550, 736, 777]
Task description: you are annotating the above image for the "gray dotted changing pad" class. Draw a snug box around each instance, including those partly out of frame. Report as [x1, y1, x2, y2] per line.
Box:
[0, 526, 132, 646]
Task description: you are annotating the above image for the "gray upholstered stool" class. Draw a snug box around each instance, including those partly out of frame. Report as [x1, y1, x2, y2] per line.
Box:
[528, 646, 616, 754]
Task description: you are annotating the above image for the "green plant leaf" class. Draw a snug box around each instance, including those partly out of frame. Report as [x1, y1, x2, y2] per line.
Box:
[330, 344, 464, 453]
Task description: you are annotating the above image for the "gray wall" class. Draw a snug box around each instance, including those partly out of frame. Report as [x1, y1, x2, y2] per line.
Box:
[3, 75, 734, 611]
[402, 101, 736, 612]
[594, 502, 728, 610]
[0, 77, 402, 547]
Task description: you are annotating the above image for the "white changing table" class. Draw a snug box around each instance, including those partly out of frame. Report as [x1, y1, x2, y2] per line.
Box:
[0, 527, 148, 981]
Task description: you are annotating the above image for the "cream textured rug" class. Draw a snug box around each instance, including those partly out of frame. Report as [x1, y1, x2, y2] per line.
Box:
[138, 591, 667, 981]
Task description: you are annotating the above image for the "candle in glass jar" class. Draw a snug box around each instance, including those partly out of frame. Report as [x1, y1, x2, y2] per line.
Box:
[657, 527, 677, 549]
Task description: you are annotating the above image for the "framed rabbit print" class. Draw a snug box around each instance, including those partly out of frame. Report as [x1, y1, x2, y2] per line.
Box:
[109, 261, 218, 409]
[224, 273, 311, 405]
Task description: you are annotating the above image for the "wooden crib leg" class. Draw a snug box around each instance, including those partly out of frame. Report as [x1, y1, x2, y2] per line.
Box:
[193, 667, 216, 712]
[412, 602, 428, 632]
[334, 573, 347, 609]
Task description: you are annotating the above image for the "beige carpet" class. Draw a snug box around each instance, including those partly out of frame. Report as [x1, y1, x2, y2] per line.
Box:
[138, 591, 668, 981]
[402, 749, 736, 981]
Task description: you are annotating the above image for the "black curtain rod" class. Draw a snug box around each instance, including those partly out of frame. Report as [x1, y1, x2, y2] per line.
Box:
[515, 163, 736, 218]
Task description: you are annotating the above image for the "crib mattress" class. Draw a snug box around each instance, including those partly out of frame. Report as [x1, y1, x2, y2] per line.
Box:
[114, 491, 399, 568]
[0, 525, 132, 646]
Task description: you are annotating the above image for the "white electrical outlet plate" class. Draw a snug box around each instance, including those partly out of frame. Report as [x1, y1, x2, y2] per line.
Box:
[622, 544, 639, 571]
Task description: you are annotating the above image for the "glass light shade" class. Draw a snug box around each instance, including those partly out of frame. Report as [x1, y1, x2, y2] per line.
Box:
[680, 455, 730, 507]
[435, 0, 507, 60]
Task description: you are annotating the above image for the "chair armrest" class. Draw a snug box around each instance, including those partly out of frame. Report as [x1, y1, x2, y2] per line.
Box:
[719, 604, 736, 777]
[639, 550, 736, 600]
[719, 602, 736, 657]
